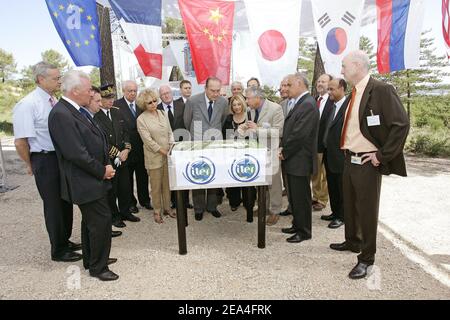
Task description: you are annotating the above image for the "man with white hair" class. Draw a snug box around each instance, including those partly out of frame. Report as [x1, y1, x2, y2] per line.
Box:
[330, 50, 409, 279]
[13, 61, 80, 263]
[48, 70, 119, 281]
[231, 81, 244, 97]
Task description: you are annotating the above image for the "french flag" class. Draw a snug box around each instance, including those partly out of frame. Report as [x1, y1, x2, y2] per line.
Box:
[109, 0, 162, 79]
[376, 0, 425, 74]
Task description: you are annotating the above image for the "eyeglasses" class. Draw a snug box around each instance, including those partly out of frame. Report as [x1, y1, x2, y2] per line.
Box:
[147, 99, 158, 104]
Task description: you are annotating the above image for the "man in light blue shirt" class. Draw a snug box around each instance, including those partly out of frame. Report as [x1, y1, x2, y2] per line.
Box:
[12, 61, 80, 262]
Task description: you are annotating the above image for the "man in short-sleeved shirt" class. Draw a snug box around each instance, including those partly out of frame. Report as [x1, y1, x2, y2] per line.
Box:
[13, 61, 80, 262]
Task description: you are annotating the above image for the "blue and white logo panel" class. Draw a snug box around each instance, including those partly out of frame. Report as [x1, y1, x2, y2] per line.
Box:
[183, 156, 216, 185]
[228, 154, 260, 183]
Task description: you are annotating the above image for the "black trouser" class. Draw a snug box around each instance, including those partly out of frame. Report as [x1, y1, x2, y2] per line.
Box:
[78, 196, 112, 275]
[128, 156, 150, 207]
[31, 153, 73, 259]
[171, 190, 190, 208]
[192, 189, 217, 213]
[226, 187, 256, 210]
[108, 163, 132, 221]
[343, 154, 382, 265]
[324, 157, 344, 221]
[287, 174, 312, 239]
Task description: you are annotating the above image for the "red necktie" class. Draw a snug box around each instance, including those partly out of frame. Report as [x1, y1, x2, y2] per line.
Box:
[340, 88, 356, 149]
[317, 96, 323, 108]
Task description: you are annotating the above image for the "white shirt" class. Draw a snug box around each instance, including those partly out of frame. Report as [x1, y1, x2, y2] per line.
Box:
[317, 93, 329, 118]
[62, 96, 81, 111]
[125, 98, 136, 114]
[333, 96, 347, 120]
[162, 101, 174, 114]
[288, 91, 309, 114]
[204, 94, 215, 110]
[100, 108, 112, 120]
[13, 87, 56, 152]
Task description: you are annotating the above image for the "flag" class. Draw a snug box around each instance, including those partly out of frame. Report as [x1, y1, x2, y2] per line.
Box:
[376, 0, 425, 74]
[45, 0, 101, 67]
[311, 0, 364, 77]
[178, 0, 234, 85]
[109, 0, 162, 79]
[443, 0, 450, 58]
[244, 0, 302, 87]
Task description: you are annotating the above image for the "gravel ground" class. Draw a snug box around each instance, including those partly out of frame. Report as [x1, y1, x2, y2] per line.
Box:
[1, 145, 449, 300]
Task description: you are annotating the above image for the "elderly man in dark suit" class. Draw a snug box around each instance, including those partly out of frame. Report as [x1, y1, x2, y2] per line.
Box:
[114, 80, 152, 214]
[322, 78, 349, 229]
[48, 70, 119, 281]
[279, 73, 320, 243]
[184, 77, 229, 221]
[330, 50, 410, 279]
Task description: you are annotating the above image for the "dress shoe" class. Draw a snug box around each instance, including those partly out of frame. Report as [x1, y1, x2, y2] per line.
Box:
[195, 212, 203, 221]
[286, 233, 311, 243]
[108, 258, 117, 265]
[90, 270, 119, 281]
[266, 214, 280, 226]
[143, 203, 153, 210]
[129, 206, 139, 214]
[329, 242, 361, 253]
[321, 213, 336, 221]
[186, 203, 194, 209]
[282, 189, 287, 197]
[279, 209, 292, 216]
[67, 240, 82, 251]
[122, 214, 140, 222]
[170, 202, 176, 209]
[313, 203, 326, 211]
[113, 220, 126, 228]
[209, 210, 222, 218]
[281, 226, 298, 234]
[52, 251, 83, 262]
[111, 230, 122, 237]
[328, 219, 344, 229]
[230, 206, 238, 211]
[348, 262, 371, 279]
[312, 200, 319, 205]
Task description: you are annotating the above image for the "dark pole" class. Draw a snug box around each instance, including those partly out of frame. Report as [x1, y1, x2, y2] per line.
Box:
[311, 44, 325, 97]
[257, 186, 267, 249]
[176, 190, 187, 255]
[96, 3, 116, 93]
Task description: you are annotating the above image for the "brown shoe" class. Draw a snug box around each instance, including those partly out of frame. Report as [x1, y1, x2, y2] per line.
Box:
[313, 203, 326, 211]
[163, 210, 176, 218]
[266, 214, 280, 226]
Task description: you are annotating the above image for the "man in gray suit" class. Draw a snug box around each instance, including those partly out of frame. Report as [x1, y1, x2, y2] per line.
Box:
[279, 73, 320, 243]
[184, 77, 229, 221]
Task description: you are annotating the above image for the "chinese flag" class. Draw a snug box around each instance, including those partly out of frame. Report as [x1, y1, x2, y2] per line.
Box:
[178, 0, 234, 84]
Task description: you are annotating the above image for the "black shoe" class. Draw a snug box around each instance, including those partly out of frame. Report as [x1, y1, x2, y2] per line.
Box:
[329, 242, 360, 253]
[279, 209, 292, 216]
[52, 251, 83, 262]
[209, 210, 222, 218]
[143, 203, 153, 210]
[129, 206, 139, 214]
[108, 258, 117, 265]
[349, 262, 371, 279]
[111, 231, 122, 238]
[113, 220, 126, 228]
[122, 214, 140, 222]
[195, 212, 203, 221]
[286, 233, 311, 243]
[170, 202, 176, 209]
[328, 219, 344, 229]
[90, 270, 119, 281]
[230, 206, 238, 211]
[321, 213, 336, 221]
[67, 240, 82, 251]
[281, 226, 297, 234]
[187, 204, 194, 209]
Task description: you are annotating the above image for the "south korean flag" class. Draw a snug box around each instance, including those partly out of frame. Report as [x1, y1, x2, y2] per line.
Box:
[311, 0, 365, 77]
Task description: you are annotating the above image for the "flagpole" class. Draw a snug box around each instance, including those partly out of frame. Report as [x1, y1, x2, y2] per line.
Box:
[97, 3, 116, 95]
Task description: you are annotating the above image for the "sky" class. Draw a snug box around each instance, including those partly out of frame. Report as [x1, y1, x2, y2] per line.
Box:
[0, 0, 448, 74]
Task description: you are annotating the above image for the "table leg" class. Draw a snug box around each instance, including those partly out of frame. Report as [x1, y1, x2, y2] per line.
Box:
[257, 186, 266, 249]
[176, 190, 187, 255]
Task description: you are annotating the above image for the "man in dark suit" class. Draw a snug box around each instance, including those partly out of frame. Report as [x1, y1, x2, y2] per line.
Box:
[94, 84, 140, 225]
[157, 84, 193, 210]
[279, 73, 320, 243]
[330, 51, 410, 279]
[178, 80, 192, 103]
[48, 70, 119, 281]
[114, 80, 152, 213]
[322, 78, 349, 229]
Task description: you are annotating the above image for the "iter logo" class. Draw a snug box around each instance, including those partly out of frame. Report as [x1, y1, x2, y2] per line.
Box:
[183, 156, 216, 185]
[229, 154, 260, 182]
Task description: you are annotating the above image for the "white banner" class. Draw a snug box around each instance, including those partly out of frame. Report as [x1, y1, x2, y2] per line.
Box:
[311, 0, 365, 77]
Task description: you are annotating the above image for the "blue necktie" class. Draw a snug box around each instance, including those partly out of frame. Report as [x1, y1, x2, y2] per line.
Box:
[129, 102, 136, 118]
[208, 101, 213, 121]
[254, 108, 260, 123]
[79, 107, 94, 123]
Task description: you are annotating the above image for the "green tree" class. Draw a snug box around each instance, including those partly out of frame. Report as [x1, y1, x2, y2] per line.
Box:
[163, 17, 186, 35]
[297, 37, 315, 82]
[0, 49, 17, 83]
[89, 67, 101, 87]
[359, 36, 377, 73]
[41, 49, 71, 73]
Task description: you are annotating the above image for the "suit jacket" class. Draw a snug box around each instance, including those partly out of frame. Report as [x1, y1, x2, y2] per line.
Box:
[94, 107, 131, 161]
[48, 98, 110, 205]
[247, 99, 284, 147]
[317, 98, 335, 153]
[183, 93, 229, 141]
[279, 99, 289, 118]
[137, 110, 174, 170]
[324, 98, 349, 173]
[157, 98, 186, 141]
[281, 93, 320, 177]
[355, 77, 410, 176]
[114, 97, 144, 164]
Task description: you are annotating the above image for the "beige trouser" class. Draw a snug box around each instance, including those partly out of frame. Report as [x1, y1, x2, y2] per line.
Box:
[267, 159, 283, 214]
[148, 162, 171, 213]
[311, 153, 328, 206]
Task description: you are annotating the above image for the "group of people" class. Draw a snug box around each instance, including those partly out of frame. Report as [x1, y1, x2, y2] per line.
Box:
[12, 50, 409, 281]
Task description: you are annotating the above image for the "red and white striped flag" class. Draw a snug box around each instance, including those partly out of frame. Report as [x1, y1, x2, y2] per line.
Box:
[443, 0, 450, 58]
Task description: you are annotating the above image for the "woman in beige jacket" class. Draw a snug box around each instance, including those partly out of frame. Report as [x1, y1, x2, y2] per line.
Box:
[136, 89, 175, 224]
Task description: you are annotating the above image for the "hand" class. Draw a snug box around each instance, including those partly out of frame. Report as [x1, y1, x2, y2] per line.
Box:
[159, 148, 168, 156]
[119, 149, 129, 162]
[361, 152, 380, 167]
[26, 164, 33, 176]
[278, 148, 285, 161]
[104, 165, 116, 180]
[246, 121, 257, 130]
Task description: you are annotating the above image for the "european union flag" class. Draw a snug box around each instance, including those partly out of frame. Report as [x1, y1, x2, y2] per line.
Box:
[45, 0, 102, 67]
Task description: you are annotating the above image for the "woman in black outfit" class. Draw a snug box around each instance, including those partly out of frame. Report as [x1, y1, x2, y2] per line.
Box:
[222, 94, 256, 216]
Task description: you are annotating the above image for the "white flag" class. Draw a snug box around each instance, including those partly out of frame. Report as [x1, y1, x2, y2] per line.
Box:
[311, 0, 365, 77]
[244, 0, 302, 87]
